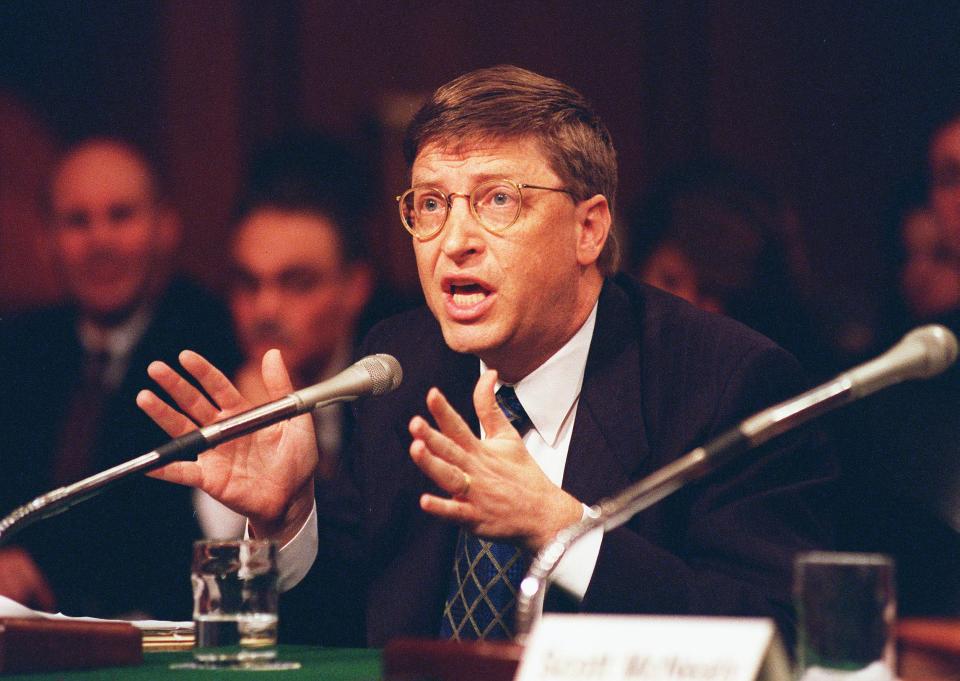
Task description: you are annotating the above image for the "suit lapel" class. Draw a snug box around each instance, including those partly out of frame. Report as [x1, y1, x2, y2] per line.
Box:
[562, 279, 650, 504]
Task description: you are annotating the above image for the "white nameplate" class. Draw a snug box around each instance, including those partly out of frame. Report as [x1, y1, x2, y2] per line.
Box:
[514, 615, 790, 681]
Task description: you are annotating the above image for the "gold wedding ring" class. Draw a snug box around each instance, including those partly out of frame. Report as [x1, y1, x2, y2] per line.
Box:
[457, 472, 472, 497]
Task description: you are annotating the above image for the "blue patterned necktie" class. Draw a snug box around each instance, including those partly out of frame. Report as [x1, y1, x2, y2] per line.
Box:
[439, 385, 531, 641]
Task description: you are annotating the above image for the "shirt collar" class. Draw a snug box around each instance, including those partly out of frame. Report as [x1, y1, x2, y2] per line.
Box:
[480, 301, 598, 446]
[78, 307, 152, 358]
[78, 308, 153, 389]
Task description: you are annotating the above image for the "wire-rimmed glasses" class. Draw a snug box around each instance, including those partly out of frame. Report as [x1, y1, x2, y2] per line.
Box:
[396, 178, 574, 240]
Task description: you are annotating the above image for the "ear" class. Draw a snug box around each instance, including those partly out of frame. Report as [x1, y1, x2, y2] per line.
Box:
[574, 194, 611, 267]
[342, 262, 374, 319]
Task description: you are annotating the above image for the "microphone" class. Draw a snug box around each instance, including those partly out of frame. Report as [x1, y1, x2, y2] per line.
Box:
[514, 324, 958, 642]
[197, 353, 402, 448]
[0, 353, 402, 545]
[738, 323, 957, 449]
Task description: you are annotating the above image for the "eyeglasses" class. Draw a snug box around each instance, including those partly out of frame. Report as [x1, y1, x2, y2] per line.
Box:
[396, 178, 574, 240]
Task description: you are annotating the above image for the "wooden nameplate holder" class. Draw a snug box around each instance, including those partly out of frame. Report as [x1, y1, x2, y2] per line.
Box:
[0, 618, 142, 674]
[383, 638, 522, 681]
[897, 618, 960, 680]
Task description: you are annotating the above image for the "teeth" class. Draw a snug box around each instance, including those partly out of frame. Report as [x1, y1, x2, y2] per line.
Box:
[452, 291, 486, 307]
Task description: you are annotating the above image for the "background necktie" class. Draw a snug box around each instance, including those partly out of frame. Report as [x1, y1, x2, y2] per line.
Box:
[53, 350, 112, 486]
[439, 385, 531, 641]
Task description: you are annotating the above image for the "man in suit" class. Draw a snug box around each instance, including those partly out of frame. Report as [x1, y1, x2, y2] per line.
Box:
[0, 137, 240, 618]
[228, 137, 374, 474]
[138, 66, 835, 647]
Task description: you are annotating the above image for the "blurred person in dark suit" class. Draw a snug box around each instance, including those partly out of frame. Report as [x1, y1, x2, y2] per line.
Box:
[833, 111, 960, 617]
[893, 115, 960, 330]
[208, 134, 378, 634]
[876, 117, 960, 340]
[899, 207, 960, 322]
[628, 159, 831, 376]
[0, 137, 240, 618]
[229, 135, 374, 477]
[929, 114, 960, 271]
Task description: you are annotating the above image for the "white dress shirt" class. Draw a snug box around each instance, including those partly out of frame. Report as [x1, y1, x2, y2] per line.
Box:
[481, 301, 603, 600]
[275, 302, 604, 601]
[77, 308, 151, 390]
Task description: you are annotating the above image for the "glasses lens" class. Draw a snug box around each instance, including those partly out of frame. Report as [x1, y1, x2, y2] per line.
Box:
[473, 180, 522, 231]
[401, 188, 446, 237]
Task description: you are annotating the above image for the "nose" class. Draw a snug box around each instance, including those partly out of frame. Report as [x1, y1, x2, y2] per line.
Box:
[439, 193, 485, 262]
[249, 283, 284, 316]
[87, 215, 120, 245]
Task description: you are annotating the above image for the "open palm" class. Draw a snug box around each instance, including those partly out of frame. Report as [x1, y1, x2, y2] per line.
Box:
[136, 348, 317, 539]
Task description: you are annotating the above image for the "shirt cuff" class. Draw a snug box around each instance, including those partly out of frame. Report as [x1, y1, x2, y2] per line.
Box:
[245, 500, 319, 592]
[548, 504, 602, 600]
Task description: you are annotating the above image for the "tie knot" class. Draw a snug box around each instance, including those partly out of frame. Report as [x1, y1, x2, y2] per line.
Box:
[495, 386, 531, 436]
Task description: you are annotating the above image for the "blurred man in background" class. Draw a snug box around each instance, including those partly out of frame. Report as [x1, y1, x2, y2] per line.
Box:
[628, 158, 830, 376]
[189, 134, 380, 635]
[0, 137, 240, 618]
[834, 111, 960, 617]
[890, 115, 960, 328]
[929, 114, 960, 266]
[228, 134, 374, 478]
[898, 206, 960, 322]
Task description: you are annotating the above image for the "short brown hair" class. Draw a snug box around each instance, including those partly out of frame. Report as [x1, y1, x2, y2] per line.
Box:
[403, 65, 620, 273]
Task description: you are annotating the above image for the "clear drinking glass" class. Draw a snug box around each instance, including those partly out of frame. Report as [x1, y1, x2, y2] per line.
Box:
[794, 552, 896, 681]
[190, 539, 280, 667]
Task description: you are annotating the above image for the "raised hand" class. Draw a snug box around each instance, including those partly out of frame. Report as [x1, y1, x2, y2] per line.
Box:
[135, 348, 316, 543]
[408, 369, 582, 551]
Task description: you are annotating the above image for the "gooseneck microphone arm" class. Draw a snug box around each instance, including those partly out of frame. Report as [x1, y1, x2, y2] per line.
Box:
[513, 324, 958, 643]
[0, 353, 402, 546]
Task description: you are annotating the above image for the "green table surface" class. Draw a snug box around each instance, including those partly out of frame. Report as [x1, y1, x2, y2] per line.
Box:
[3, 646, 382, 680]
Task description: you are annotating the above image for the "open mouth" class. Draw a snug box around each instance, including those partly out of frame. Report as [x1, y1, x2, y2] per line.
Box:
[441, 278, 496, 320]
[449, 282, 489, 307]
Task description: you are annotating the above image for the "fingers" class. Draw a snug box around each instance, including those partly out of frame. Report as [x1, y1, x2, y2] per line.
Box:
[409, 413, 468, 469]
[261, 348, 317, 441]
[424, 387, 477, 447]
[179, 350, 248, 413]
[145, 358, 220, 424]
[260, 349, 295, 400]
[409, 437, 470, 496]
[472, 369, 515, 438]
[136, 388, 199, 437]
[419, 493, 471, 524]
[146, 460, 204, 488]
[145, 350, 249, 427]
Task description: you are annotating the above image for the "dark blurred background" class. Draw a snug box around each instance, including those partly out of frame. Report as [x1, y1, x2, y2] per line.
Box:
[2, 1, 960, 366]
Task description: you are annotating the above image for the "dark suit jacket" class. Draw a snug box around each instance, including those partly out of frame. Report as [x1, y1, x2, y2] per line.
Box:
[287, 274, 836, 648]
[0, 278, 241, 619]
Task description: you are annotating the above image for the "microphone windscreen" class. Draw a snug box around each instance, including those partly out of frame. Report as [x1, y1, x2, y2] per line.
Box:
[904, 324, 958, 379]
[359, 354, 403, 395]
